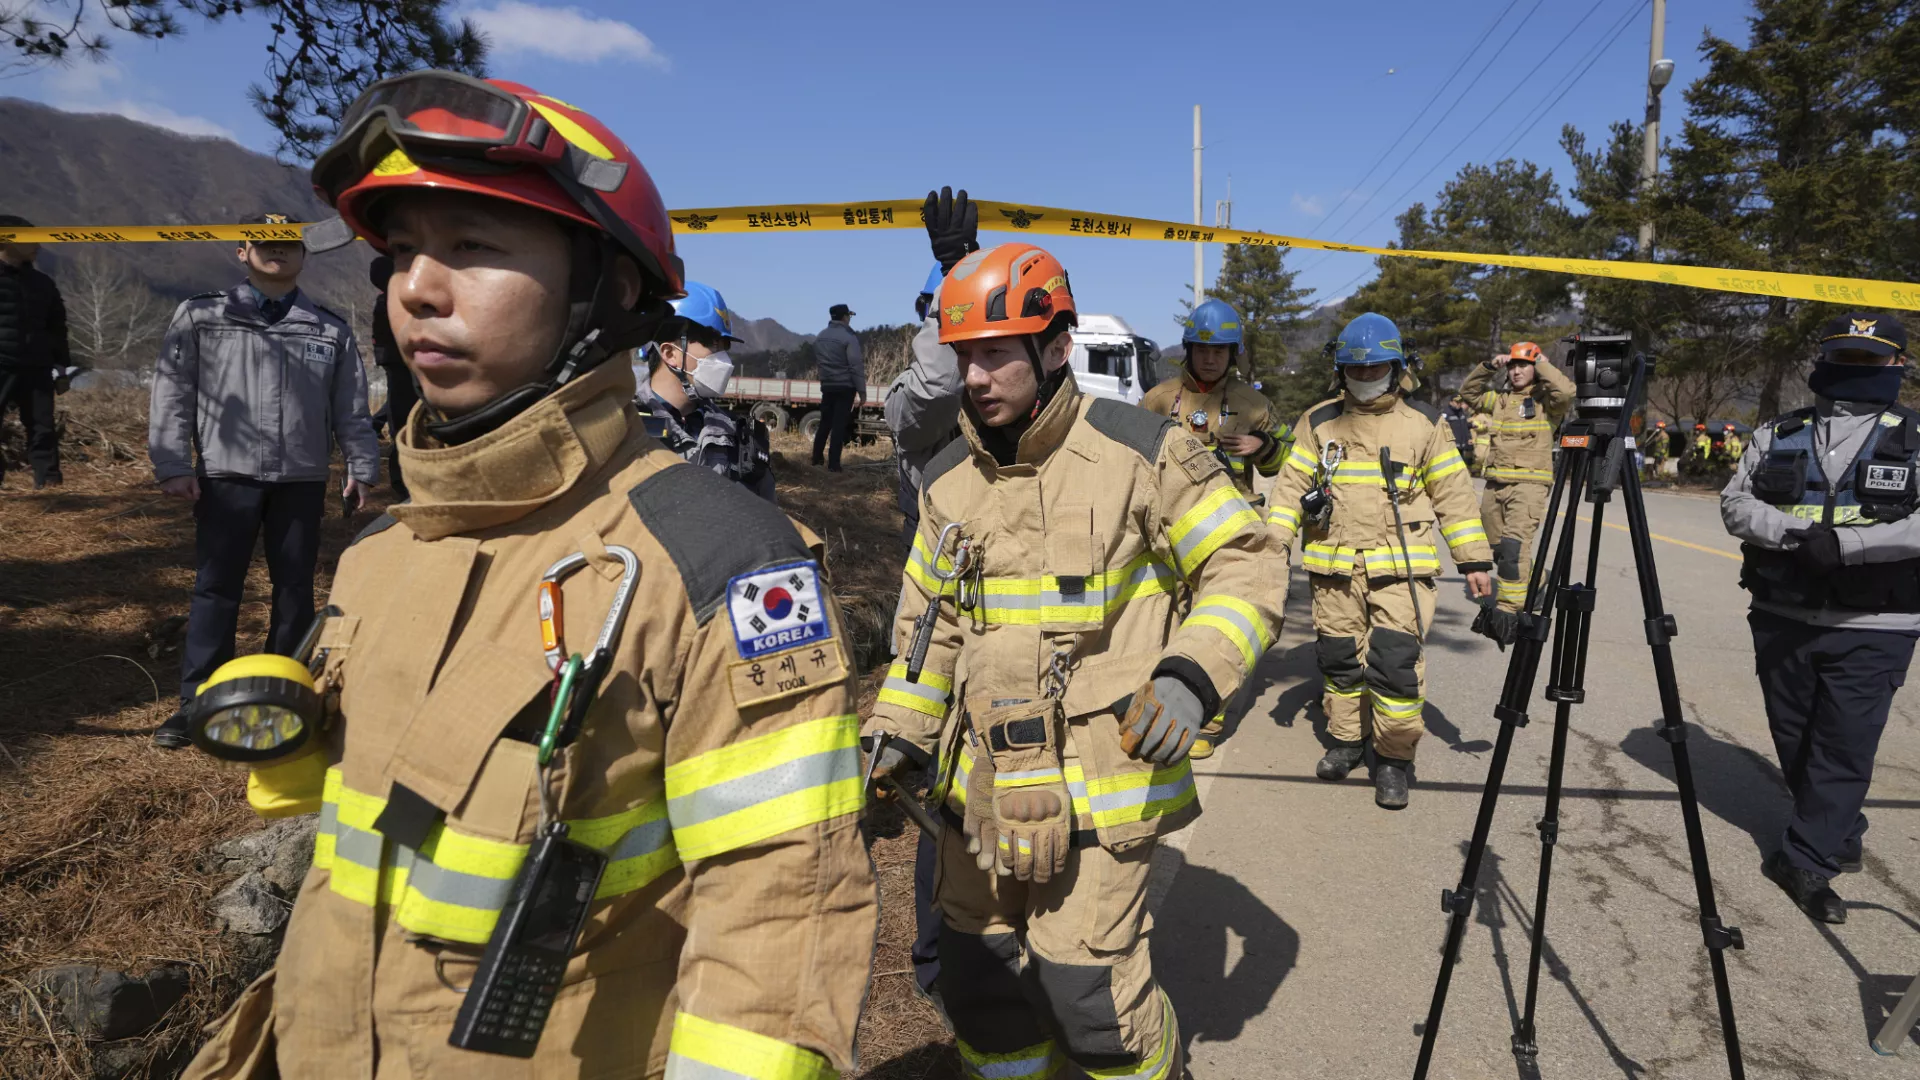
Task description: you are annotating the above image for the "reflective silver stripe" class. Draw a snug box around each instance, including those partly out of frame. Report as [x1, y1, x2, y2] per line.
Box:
[1173, 497, 1255, 568]
[880, 675, 950, 708]
[399, 849, 517, 911]
[666, 747, 860, 829]
[981, 560, 1176, 612]
[333, 822, 384, 869]
[965, 1052, 1058, 1080]
[663, 1055, 756, 1080]
[1187, 598, 1265, 652]
[1086, 774, 1194, 814]
[608, 815, 673, 863]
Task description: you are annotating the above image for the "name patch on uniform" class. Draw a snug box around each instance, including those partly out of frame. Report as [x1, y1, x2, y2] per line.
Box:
[1864, 464, 1911, 493]
[728, 641, 848, 709]
[727, 560, 832, 659]
[303, 340, 336, 365]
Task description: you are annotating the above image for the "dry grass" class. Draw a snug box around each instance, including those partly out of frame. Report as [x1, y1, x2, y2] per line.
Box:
[0, 390, 957, 1077]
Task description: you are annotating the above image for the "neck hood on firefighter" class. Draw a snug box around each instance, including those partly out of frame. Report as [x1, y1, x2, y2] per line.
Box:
[968, 366, 1079, 469]
[392, 360, 638, 540]
[1345, 371, 1394, 404]
[1808, 359, 1904, 406]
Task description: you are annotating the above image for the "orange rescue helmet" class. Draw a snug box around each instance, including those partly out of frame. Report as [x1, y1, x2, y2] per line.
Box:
[1695, 423, 1708, 432]
[936, 243, 1077, 345]
[1508, 341, 1544, 364]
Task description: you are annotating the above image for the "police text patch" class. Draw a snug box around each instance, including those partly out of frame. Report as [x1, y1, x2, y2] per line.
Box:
[727, 560, 833, 659]
[1864, 464, 1911, 493]
[303, 340, 337, 365]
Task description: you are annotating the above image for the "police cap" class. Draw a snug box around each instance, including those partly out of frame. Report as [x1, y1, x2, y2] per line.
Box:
[1818, 312, 1908, 358]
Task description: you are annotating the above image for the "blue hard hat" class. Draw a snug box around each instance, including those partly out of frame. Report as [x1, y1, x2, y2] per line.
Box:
[1183, 298, 1243, 346]
[670, 281, 744, 343]
[1334, 312, 1404, 366]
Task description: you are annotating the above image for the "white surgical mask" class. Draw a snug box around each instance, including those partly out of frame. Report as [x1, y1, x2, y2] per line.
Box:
[1346, 372, 1392, 402]
[687, 350, 735, 399]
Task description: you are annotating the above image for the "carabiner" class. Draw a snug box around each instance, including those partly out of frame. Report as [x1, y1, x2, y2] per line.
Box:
[538, 546, 642, 676]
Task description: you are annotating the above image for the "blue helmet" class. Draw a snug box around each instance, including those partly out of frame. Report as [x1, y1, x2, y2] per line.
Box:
[915, 263, 943, 320]
[669, 281, 744, 343]
[1183, 298, 1243, 346]
[1334, 312, 1403, 367]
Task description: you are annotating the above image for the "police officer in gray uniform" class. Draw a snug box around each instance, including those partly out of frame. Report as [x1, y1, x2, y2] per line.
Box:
[640, 280, 775, 502]
[1722, 312, 1916, 923]
[149, 213, 379, 746]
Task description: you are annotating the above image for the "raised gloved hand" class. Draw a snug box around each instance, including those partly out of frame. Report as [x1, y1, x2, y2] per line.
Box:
[923, 186, 979, 275]
[1119, 674, 1206, 764]
[977, 698, 1070, 883]
[1786, 524, 1843, 577]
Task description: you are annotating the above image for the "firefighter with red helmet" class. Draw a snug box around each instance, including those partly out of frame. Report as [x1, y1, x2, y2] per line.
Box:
[183, 73, 875, 1078]
[865, 239, 1288, 1079]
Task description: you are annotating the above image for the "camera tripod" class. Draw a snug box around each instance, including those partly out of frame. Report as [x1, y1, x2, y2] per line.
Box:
[1413, 355, 1746, 1079]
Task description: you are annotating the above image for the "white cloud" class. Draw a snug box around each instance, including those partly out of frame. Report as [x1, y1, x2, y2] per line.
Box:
[1291, 193, 1327, 218]
[467, 2, 668, 66]
[37, 57, 237, 141]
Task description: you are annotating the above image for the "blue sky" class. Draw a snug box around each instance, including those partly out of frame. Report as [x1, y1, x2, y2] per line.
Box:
[10, 0, 1760, 343]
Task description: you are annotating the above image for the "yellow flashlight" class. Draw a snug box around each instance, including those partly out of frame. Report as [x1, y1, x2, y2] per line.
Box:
[189, 652, 322, 762]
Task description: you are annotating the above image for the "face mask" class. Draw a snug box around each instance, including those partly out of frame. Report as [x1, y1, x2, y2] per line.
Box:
[1346, 371, 1393, 402]
[687, 350, 734, 399]
[1807, 359, 1903, 405]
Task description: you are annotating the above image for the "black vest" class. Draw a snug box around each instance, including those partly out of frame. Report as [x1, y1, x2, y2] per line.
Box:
[1740, 403, 1920, 611]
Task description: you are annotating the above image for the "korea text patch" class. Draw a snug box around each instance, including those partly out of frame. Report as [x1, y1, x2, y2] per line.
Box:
[727, 560, 833, 659]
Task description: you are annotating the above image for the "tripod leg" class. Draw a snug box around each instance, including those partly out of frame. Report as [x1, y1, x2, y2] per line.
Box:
[1413, 450, 1586, 1080]
[1618, 464, 1747, 1079]
[1513, 489, 1609, 1062]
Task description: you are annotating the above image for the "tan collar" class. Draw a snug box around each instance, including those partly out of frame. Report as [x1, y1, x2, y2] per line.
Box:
[1346, 389, 1401, 416]
[1182, 369, 1225, 394]
[959, 371, 1086, 472]
[390, 363, 638, 540]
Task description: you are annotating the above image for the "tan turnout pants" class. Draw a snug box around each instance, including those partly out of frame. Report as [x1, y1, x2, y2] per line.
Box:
[935, 829, 1179, 1080]
[1311, 570, 1438, 760]
[1482, 480, 1549, 613]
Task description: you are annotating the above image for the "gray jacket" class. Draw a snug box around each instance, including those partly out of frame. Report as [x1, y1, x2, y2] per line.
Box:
[884, 316, 962, 520]
[149, 284, 380, 485]
[1721, 396, 1920, 631]
[813, 321, 865, 389]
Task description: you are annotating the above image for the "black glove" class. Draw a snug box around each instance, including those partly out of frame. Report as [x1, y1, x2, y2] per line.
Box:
[1787, 524, 1843, 577]
[923, 186, 979, 274]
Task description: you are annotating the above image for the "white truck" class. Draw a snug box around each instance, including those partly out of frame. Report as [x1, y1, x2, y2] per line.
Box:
[1067, 314, 1167, 406]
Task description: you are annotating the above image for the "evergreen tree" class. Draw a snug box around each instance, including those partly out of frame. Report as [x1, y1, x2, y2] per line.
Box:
[1207, 243, 1315, 382]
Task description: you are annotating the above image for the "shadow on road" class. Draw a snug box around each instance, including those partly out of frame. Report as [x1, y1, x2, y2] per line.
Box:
[1152, 847, 1299, 1056]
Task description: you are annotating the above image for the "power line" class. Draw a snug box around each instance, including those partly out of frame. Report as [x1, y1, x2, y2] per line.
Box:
[1310, 0, 1552, 249]
[1304, 0, 1528, 238]
[1489, 0, 1651, 161]
[1314, 0, 1632, 257]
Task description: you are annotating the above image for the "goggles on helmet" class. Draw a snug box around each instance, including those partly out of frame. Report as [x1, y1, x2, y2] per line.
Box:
[312, 70, 673, 291]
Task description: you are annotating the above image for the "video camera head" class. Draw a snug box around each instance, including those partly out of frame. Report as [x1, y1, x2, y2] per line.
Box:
[1562, 329, 1637, 422]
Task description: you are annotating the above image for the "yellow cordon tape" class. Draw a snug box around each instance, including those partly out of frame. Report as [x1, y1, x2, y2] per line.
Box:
[6, 197, 1917, 311]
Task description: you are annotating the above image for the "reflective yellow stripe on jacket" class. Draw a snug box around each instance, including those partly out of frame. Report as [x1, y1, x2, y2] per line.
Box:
[312, 714, 862, 943]
[1441, 518, 1489, 547]
[957, 1036, 1064, 1080]
[943, 742, 1195, 832]
[1303, 542, 1444, 578]
[971, 552, 1179, 627]
[666, 1011, 838, 1079]
[1267, 503, 1302, 533]
[877, 661, 952, 719]
[1170, 485, 1261, 577]
[314, 768, 679, 944]
[1182, 594, 1273, 675]
[1485, 466, 1553, 483]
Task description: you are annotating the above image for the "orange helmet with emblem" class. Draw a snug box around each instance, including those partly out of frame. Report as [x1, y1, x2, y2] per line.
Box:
[311, 70, 682, 298]
[1508, 341, 1544, 363]
[936, 243, 1077, 345]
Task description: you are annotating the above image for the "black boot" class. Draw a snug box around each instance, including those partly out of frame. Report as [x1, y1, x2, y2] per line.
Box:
[153, 704, 193, 750]
[1374, 757, 1411, 810]
[1763, 851, 1846, 923]
[1838, 841, 1863, 874]
[1471, 605, 1518, 651]
[1315, 740, 1365, 781]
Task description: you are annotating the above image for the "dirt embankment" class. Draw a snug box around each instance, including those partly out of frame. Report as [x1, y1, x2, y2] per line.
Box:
[0, 393, 956, 1078]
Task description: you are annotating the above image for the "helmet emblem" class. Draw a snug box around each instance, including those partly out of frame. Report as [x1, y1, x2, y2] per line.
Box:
[999, 208, 1044, 229]
[1852, 318, 1878, 336]
[673, 213, 718, 232]
[944, 302, 974, 325]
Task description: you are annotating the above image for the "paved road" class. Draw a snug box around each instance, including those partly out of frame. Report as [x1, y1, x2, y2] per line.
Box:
[1153, 486, 1920, 1080]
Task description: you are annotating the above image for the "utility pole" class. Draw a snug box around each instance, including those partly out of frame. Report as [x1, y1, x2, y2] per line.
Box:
[1637, 0, 1673, 257]
[1215, 174, 1233, 228]
[1193, 105, 1203, 309]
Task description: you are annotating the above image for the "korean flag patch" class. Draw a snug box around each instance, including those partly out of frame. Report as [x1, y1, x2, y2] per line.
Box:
[727, 560, 832, 659]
